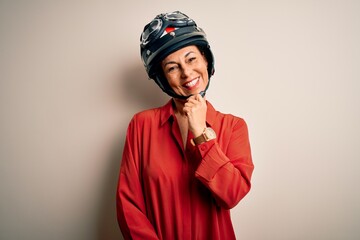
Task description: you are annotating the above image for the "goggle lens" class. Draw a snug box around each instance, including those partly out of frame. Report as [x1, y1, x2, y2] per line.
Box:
[141, 11, 193, 46]
[164, 11, 189, 21]
[141, 19, 162, 45]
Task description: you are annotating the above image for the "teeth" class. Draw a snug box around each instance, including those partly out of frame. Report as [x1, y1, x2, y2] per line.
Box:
[185, 78, 198, 87]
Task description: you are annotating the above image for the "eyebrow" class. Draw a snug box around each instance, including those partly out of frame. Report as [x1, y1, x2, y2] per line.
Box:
[184, 51, 195, 58]
[163, 51, 195, 67]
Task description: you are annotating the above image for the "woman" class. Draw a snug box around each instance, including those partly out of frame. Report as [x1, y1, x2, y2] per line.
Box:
[117, 11, 254, 240]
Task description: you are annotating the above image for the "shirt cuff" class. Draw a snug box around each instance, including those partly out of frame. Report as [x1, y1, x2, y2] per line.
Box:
[195, 141, 229, 181]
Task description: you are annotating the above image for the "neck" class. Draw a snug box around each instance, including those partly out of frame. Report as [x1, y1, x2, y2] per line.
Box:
[172, 98, 187, 116]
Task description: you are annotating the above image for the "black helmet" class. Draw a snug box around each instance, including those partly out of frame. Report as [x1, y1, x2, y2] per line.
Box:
[140, 11, 215, 99]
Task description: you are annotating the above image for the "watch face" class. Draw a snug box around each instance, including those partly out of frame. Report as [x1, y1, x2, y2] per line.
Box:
[204, 127, 216, 140]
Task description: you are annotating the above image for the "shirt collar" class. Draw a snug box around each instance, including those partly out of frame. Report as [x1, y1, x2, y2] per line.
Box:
[160, 98, 217, 127]
[160, 99, 174, 126]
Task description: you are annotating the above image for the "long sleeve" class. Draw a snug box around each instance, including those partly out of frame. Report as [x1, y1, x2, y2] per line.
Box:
[116, 118, 159, 240]
[195, 117, 254, 209]
[116, 100, 253, 240]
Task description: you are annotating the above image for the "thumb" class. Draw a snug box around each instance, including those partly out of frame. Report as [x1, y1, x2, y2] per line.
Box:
[196, 93, 205, 103]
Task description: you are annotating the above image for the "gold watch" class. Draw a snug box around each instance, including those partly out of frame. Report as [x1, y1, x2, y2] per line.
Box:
[192, 127, 216, 145]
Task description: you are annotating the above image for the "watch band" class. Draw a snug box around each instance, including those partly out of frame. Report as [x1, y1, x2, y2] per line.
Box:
[191, 127, 216, 146]
[193, 131, 207, 145]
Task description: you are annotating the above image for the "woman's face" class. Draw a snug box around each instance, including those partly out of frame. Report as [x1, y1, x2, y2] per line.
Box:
[161, 45, 208, 97]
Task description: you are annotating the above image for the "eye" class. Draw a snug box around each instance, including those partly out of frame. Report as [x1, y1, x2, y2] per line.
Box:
[166, 65, 178, 73]
[188, 57, 196, 63]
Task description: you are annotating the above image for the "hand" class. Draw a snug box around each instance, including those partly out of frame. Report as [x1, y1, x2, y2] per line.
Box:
[183, 94, 207, 137]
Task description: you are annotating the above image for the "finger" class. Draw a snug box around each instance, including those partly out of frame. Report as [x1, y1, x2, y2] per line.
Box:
[191, 93, 204, 102]
[183, 107, 190, 115]
[195, 93, 201, 101]
[196, 93, 205, 103]
[186, 95, 197, 102]
[183, 102, 199, 113]
[183, 103, 196, 113]
[186, 97, 200, 106]
[185, 101, 202, 111]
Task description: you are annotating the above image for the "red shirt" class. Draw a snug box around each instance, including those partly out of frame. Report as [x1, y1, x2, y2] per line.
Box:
[117, 99, 254, 240]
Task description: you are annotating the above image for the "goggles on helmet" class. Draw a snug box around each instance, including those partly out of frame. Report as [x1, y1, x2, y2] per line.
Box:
[141, 11, 195, 46]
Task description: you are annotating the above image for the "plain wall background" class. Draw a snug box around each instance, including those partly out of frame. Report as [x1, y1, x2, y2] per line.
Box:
[1, 0, 359, 239]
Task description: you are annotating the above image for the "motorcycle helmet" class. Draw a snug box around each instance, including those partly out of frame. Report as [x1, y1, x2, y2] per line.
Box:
[140, 11, 215, 99]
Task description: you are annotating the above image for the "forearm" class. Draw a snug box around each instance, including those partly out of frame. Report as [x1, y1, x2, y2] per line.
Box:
[195, 141, 253, 208]
[194, 119, 254, 208]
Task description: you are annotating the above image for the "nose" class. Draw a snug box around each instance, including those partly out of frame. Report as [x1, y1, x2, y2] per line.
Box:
[180, 64, 192, 79]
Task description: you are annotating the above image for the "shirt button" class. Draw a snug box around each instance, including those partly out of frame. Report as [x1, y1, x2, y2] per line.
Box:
[200, 145, 207, 151]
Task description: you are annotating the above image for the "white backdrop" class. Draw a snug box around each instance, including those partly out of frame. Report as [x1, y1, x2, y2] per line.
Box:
[1, 1, 359, 239]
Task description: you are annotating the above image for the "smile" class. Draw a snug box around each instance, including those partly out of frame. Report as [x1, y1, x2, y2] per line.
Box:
[183, 77, 199, 89]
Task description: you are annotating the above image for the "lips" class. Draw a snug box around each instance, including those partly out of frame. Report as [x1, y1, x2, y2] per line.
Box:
[182, 77, 199, 89]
